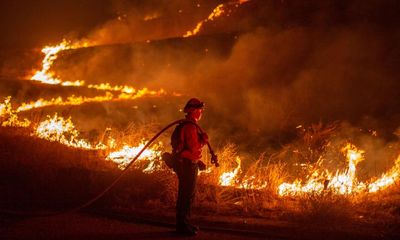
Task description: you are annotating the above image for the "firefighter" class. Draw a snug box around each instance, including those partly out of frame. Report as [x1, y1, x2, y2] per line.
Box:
[171, 98, 208, 235]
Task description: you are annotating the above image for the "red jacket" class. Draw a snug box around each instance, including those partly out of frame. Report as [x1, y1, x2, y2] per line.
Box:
[174, 118, 207, 162]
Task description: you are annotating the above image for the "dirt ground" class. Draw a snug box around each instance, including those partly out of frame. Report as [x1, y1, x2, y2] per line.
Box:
[0, 212, 274, 240]
[2, 210, 398, 240]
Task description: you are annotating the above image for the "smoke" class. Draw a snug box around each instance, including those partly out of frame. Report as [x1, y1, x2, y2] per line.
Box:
[46, 0, 400, 149]
[2, 0, 399, 152]
[79, 0, 221, 45]
[191, 26, 400, 137]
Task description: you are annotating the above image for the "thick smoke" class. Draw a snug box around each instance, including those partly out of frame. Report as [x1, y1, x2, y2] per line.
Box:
[80, 0, 222, 45]
[192, 26, 400, 137]
[2, 0, 399, 151]
[51, 0, 400, 146]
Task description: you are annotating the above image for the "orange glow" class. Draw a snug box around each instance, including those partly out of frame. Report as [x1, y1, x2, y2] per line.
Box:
[87, 83, 135, 94]
[368, 155, 400, 192]
[16, 93, 114, 113]
[1, 31, 398, 198]
[0, 97, 31, 127]
[35, 113, 102, 149]
[106, 142, 162, 172]
[183, 0, 249, 38]
[2, 92, 400, 196]
[276, 143, 398, 196]
[219, 156, 242, 186]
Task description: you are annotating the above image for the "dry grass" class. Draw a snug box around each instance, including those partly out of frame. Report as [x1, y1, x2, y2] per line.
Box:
[0, 126, 117, 210]
[1, 121, 400, 233]
[292, 193, 355, 223]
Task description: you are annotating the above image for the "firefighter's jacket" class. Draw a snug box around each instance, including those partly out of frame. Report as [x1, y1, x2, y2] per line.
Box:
[172, 118, 206, 163]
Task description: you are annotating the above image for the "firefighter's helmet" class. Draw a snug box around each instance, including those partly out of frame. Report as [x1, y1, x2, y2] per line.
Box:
[183, 98, 204, 113]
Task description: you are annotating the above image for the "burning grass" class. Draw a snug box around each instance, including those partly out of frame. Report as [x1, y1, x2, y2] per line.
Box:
[1, 113, 400, 237]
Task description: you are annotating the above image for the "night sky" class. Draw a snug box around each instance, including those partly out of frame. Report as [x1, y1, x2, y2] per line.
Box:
[0, 0, 114, 48]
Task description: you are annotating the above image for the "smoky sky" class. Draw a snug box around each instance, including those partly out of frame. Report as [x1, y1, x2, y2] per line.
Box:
[0, 0, 225, 48]
[1, 0, 400, 146]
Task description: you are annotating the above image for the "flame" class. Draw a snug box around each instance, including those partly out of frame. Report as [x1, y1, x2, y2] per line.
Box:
[0, 96, 13, 117]
[0, 97, 31, 127]
[30, 40, 86, 85]
[368, 155, 400, 192]
[16, 93, 114, 113]
[12, 88, 165, 114]
[2, 113, 31, 128]
[35, 113, 102, 149]
[88, 83, 135, 94]
[61, 80, 86, 86]
[4, 32, 400, 197]
[29, 40, 168, 101]
[3, 92, 400, 196]
[328, 144, 366, 194]
[217, 156, 268, 189]
[240, 175, 268, 190]
[29, 41, 132, 93]
[183, 0, 249, 38]
[2, 94, 400, 195]
[106, 142, 162, 171]
[219, 156, 242, 186]
[278, 144, 369, 196]
[184, 4, 224, 37]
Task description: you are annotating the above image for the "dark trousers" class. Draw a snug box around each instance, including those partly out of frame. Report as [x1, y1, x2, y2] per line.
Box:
[176, 159, 198, 228]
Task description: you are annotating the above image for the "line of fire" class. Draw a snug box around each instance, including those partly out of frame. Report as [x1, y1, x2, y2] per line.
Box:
[0, 0, 399, 239]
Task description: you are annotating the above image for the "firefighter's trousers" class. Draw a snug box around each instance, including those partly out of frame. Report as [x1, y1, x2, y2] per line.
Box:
[176, 158, 198, 228]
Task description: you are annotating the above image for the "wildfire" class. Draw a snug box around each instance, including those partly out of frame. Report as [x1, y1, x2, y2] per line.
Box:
[2, 91, 400, 196]
[28, 39, 169, 103]
[106, 142, 162, 172]
[0, 97, 31, 127]
[219, 156, 242, 186]
[6, 87, 165, 115]
[184, 0, 250, 38]
[29, 40, 132, 94]
[34, 113, 102, 150]
[87, 83, 135, 94]
[368, 155, 400, 193]
[2, 113, 31, 128]
[1, 18, 398, 200]
[30, 40, 86, 85]
[16, 93, 113, 113]
[0, 97, 13, 117]
[277, 144, 400, 196]
[240, 175, 268, 190]
[327, 144, 366, 194]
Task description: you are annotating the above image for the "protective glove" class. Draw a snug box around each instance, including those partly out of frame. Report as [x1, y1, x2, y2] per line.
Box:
[197, 160, 207, 171]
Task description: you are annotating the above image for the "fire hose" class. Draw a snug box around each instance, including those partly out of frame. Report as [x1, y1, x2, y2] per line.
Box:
[0, 119, 219, 217]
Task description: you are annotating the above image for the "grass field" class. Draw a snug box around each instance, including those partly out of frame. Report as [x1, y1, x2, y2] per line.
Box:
[1, 118, 399, 238]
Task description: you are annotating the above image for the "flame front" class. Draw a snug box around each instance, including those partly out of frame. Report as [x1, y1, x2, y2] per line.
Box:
[106, 142, 162, 172]
[14, 88, 165, 114]
[35, 114, 101, 149]
[1, 21, 399, 200]
[31, 40, 82, 85]
[3, 37, 171, 173]
[0, 97, 31, 127]
[2, 93, 400, 195]
[184, 0, 250, 38]
[278, 144, 369, 196]
[219, 156, 242, 186]
[368, 155, 400, 192]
